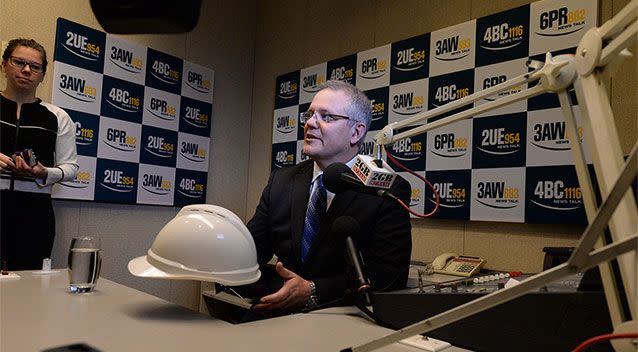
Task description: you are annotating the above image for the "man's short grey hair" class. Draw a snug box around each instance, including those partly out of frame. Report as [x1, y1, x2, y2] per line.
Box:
[317, 80, 372, 133]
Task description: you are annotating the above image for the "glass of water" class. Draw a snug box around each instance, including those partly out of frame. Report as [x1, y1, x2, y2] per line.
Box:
[67, 236, 102, 293]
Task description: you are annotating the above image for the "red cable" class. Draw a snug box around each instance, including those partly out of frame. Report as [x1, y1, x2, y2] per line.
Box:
[572, 333, 638, 352]
[383, 145, 439, 218]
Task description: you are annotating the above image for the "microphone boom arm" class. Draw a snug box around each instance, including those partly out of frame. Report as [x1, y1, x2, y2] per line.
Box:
[373, 52, 574, 153]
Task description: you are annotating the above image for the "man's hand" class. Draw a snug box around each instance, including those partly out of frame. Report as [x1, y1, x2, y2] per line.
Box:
[253, 262, 313, 312]
[13, 156, 47, 180]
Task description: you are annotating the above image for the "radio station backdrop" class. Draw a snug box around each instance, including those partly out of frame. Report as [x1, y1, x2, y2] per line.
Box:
[51, 18, 213, 207]
[271, 0, 597, 224]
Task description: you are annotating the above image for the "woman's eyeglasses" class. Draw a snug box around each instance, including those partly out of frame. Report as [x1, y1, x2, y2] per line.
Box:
[7, 56, 44, 73]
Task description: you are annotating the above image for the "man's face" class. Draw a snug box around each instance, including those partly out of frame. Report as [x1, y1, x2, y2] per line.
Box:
[303, 89, 364, 167]
[1, 46, 45, 94]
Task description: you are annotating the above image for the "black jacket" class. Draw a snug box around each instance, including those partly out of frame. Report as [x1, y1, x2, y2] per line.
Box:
[247, 160, 412, 304]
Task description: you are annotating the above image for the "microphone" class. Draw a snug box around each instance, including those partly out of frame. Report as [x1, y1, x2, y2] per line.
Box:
[351, 154, 396, 189]
[323, 163, 397, 199]
[332, 216, 372, 307]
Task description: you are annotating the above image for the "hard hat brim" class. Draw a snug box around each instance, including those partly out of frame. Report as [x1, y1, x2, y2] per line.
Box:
[128, 255, 261, 285]
[128, 255, 181, 279]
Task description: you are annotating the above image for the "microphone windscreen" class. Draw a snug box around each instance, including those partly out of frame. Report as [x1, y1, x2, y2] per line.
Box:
[323, 163, 352, 193]
[331, 216, 361, 238]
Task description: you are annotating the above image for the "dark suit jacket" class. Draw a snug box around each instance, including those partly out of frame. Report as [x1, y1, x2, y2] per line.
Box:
[247, 160, 412, 304]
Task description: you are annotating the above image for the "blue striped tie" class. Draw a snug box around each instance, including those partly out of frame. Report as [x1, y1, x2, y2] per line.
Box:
[301, 175, 326, 263]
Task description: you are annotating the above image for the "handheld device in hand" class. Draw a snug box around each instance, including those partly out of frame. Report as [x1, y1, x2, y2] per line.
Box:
[13, 148, 37, 167]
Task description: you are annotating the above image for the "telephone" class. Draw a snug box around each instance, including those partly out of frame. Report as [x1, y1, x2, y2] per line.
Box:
[431, 253, 486, 277]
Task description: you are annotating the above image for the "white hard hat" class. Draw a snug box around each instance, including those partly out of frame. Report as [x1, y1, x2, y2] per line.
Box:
[128, 204, 261, 285]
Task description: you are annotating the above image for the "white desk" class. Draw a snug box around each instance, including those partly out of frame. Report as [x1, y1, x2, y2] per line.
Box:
[0, 271, 469, 352]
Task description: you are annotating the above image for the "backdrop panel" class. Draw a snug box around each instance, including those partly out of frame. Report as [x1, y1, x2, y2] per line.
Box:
[51, 18, 214, 207]
[271, 0, 597, 224]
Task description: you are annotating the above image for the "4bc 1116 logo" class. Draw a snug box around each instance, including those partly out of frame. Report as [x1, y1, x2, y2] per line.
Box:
[532, 181, 582, 210]
[391, 138, 422, 159]
[178, 178, 205, 197]
[433, 84, 470, 107]
[329, 67, 353, 81]
[75, 122, 94, 146]
[482, 23, 524, 49]
[107, 88, 140, 113]
[525, 166, 586, 223]
[151, 60, 180, 84]
[275, 150, 294, 165]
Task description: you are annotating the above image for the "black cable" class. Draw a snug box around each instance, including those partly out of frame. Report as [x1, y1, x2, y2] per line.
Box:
[348, 266, 411, 330]
[353, 299, 400, 330]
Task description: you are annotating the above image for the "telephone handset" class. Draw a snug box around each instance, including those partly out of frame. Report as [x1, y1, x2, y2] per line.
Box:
[431, 253, 486, 277]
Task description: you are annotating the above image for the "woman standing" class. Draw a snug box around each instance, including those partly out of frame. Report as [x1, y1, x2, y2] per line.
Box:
[0, 38, 78, 270]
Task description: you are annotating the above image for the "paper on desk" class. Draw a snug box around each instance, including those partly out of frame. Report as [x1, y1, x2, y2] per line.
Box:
[0, 272, 20, 281]
[400, 335, 451, 351]
[504, 278, 520, 289]
[31, 270, 62, 275]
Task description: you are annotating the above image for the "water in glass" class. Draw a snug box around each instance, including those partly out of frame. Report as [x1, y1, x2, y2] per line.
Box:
[68, 237, 102, 293]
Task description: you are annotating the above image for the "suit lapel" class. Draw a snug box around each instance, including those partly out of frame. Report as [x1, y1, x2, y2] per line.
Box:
[291, 161, 313, 266]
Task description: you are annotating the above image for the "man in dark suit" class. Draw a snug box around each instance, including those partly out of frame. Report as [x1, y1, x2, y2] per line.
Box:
[247, 80, 411, 313]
